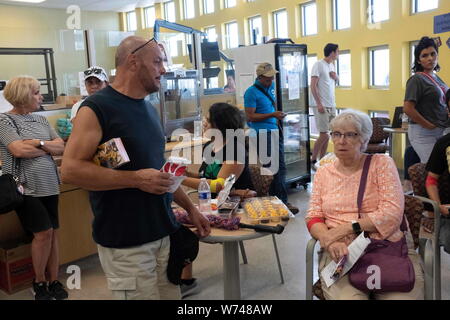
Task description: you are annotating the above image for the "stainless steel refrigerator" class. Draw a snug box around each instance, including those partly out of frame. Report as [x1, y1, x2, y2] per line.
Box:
[234, 43, 311, 188]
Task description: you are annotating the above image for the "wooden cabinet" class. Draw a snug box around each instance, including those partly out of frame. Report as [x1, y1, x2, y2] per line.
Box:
[57, 187, 97, 265]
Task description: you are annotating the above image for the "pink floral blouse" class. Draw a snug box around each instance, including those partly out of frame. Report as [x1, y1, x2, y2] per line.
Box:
[306, 154, 405, 244]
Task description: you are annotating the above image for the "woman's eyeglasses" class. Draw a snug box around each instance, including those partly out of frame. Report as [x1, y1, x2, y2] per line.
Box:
[330, 132, 359, 140]
[131, 38, 156, 55]
[84, 68, 105, 76]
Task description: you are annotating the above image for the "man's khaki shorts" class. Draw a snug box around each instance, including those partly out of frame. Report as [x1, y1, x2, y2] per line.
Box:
[97, 236, 181, 300]
[312, 107, 336, 133]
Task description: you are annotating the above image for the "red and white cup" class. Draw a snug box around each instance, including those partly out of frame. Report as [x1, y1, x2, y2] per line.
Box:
[161, 156, 190, 193]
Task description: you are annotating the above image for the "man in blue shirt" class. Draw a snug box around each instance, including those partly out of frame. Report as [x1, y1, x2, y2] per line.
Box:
[244, 63, 299, 214]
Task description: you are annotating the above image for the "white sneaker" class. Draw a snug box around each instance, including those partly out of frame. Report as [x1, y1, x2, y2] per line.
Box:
[180, 279, 200, 299]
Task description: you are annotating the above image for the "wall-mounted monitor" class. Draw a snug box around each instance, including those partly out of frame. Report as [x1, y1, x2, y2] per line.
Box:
[187, 41, 221, 63]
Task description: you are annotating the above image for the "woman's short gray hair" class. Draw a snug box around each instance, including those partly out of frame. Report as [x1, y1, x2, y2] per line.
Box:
[329, 109, 373, 151]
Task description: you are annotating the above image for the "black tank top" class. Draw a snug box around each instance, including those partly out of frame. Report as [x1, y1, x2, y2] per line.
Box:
[82, 86, 178, 248]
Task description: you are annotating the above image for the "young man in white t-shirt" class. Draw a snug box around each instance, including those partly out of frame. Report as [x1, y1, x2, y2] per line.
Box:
[310, 43, 339, 166]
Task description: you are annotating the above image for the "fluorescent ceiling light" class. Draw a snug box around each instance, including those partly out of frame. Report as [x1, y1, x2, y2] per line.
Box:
[6, 0, 47, 3]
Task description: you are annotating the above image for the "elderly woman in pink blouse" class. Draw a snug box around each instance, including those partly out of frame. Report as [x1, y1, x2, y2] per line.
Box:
[305, 109, 424, 300]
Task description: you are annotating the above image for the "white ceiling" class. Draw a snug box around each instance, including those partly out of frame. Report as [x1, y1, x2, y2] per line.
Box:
[0, 0, 165, 12]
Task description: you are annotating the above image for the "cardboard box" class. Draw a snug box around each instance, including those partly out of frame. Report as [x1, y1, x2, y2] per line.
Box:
[56, 95, 82, 107]
[0, 240, 34, 294]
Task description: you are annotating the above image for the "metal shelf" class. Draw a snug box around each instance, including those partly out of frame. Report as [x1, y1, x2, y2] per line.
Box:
[0, 48, 57, 103]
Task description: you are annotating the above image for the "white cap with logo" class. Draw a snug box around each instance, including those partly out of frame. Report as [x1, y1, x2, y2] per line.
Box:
[83, 66, 109, 82]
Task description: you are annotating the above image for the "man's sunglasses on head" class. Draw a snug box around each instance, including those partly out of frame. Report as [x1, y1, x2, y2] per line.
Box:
[131, 38, 157, 54]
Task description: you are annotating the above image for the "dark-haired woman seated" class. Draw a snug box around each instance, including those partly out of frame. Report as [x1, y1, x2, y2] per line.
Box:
[183, 102, 255, 198]
[180, 103, 256, 298]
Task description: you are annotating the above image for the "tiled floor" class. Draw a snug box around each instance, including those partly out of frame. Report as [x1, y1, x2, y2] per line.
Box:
[1, 184, 449, 300]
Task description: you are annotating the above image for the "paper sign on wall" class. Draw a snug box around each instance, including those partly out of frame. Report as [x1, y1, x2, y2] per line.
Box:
[288, 71, 300, 100]
[239, 74, 254, 97]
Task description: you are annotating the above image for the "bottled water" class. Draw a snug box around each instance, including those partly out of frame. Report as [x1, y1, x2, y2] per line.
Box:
[193, 120, 202, 140]
[401, 113, 409, 130]
[198, 178, 211, 215]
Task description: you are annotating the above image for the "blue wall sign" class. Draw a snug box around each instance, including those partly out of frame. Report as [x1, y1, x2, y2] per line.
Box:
[434, 13, 450, 34]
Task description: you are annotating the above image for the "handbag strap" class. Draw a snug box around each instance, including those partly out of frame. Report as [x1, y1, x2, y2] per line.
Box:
[2, 113, 21, 177]
[357, 154, 372, 214]
[357, 154, 407, 232]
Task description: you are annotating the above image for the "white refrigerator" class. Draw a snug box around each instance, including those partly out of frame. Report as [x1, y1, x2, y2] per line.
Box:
[234, 43, 311, 188]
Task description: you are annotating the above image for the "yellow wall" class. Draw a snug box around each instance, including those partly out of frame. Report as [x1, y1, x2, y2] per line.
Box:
[0, 4, 120, 96]
[123, 0, 450, 116]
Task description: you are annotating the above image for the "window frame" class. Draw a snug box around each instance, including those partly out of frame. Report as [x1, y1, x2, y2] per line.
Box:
[164, 0, 176, 23]
[307, 54, 318, 86]
[225, 21, 239, 49]
[248, 15, 263, 45]
[336, 49, 353, 89]
[126, 11, 137, 32]
[204, 26, 218, 42]
[409, 40, 419, 76]
[167, 35, 179, 57]
[336, 50, 352, 88]
[183, 0, 196, 20]
[369, 45, 390, 89]
[273, 9, 288, 39]
[368, 0, 390, 24]
[411, 0, 439, 14]
[203, 0, 215, 14]
[301, 1, 318, 37]
[224, 0, 237, 9]
[144, 5, 156, 28]
[332, 0, 351, 31]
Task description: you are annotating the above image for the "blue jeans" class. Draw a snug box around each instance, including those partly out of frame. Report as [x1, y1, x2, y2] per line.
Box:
[404, 146, 420, 180]
[256, 129, 288, 204]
